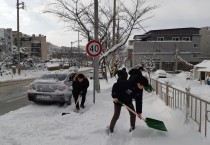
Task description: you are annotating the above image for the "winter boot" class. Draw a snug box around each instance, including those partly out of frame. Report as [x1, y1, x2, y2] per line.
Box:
[129, 126, 135, 132]
[106, 126, 113, 135]
[74, 108, 80, 113]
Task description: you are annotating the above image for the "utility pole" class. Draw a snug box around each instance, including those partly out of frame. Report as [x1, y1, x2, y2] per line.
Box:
[78, 30, 80, 54]
[110, 0, 117, 76]
[112, 0, 116, 47]
[77, 30, 80, 68]
[93, 0, 100, 103]
[16, 0, 25, 75]
[174, 48, 179, 73]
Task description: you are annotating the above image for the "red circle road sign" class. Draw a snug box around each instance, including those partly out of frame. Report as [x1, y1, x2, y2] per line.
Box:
[86, 40, 102, 57]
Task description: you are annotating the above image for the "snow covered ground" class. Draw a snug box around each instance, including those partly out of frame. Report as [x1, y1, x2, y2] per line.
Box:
[0, 67, 91, 82]
[0, 69, 210, 145]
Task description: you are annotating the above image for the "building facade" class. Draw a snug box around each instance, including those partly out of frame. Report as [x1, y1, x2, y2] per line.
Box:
[199, 26, 210, 59]
[12, 32, 48, 61]
[131, 27, 201, 71]
[0, 28, 13, 61]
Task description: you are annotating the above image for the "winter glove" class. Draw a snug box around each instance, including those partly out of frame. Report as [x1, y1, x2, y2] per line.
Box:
[137, 113, 142, 120]
[113, 98, 118, 103]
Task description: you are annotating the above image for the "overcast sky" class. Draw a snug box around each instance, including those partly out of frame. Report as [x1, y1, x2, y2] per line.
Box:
[0, 0, 210, 47]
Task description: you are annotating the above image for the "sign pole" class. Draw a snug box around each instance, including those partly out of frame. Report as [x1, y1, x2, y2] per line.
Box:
[86, 40, 102, 103]
[94, 0, 99, 103]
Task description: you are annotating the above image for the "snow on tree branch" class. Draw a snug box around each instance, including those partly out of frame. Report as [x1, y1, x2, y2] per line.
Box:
[177, 56, 194, 67]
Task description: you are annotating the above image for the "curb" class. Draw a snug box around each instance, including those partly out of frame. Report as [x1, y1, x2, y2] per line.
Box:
[0, 78, 36, 87]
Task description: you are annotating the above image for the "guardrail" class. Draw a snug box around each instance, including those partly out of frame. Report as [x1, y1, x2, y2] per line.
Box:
[149, 77, 210, 137]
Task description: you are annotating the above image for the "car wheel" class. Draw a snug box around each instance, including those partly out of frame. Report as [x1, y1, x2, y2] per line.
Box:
[59, 102, 65, 106]
[67, 101, 71, 105]
[33, 101, 39, 104]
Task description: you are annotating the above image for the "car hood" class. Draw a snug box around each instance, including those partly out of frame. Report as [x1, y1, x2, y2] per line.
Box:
[29, 79, 67, 92]
[33, 79, 64, 84]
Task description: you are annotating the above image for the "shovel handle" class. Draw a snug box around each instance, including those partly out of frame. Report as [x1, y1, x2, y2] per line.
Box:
[117, 100, 145, 121]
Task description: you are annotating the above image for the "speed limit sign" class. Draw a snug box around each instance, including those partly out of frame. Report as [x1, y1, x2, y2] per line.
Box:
[86, 40, 102, 57]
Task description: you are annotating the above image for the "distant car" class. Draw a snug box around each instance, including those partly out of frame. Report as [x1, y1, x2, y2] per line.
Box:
[89, 69, 104, 79]
[181, 71, 192, 80]
[27, 71, 77, 105]
[154, 69, 167, 78]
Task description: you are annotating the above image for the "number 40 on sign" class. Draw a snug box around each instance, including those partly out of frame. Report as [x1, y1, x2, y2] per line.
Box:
[86, 40, 102, 57]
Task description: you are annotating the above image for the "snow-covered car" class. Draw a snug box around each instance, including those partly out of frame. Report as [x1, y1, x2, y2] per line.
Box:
[27, 71, 77, 105]
[177, 71, 192, 80]
[154, 69, 167, 78]
[89, 69, 104, 79]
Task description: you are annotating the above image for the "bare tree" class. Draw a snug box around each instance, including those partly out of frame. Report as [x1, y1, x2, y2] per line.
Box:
[44, 0, 156, 69]
[137, 55, 156, 84]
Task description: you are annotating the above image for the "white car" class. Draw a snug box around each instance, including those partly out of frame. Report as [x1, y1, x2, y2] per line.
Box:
[28, 71, 77, 105]
[89, 69, 104, 79]
[154, 69, 167, 78]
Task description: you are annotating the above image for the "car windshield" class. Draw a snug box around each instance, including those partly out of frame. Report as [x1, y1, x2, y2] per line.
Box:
[40, 74, 67, 81]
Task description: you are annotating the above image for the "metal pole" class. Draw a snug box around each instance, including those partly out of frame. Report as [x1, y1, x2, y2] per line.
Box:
[93, 0, 100, 104]
[112, 0, 116, 47]
[174, 48, 179, 73]
[78, 30, 80, 54]
[78, 30, 80, 68]
[17, 0, 20, 75]
[111, 0, 116, 71]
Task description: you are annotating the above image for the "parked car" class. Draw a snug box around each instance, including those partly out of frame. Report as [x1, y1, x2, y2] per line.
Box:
[89, 69, 104, 79]
[184, 71, 192, 80]
[27, 71, 77, 105]
[154, 69, 167, 78]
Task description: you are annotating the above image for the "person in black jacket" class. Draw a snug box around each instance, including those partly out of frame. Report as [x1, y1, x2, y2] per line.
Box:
[114, 67, 128, 81]
[72, 74, 89, 111]
[128, 66, 144, 80]
[107, 76, 149, 133]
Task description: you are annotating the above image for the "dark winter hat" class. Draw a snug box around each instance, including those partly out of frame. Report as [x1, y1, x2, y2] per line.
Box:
[138, 66, 144, 71]
[122, 68, 126, 71]
[77, 74, 85, 79]
[135, 76, 149, 87]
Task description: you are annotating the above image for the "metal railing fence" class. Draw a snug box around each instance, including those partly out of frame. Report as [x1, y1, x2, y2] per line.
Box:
[149, 77, 210, 137]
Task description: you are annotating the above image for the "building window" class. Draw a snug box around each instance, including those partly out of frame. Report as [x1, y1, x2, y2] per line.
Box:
[155, 49, 161, 52]
[157, 37, 164, 41]
[182, 37, 190, 41]
[194, 43, 199, 48]
[193, 53, 198, 57]
[172, 37, 180, 41]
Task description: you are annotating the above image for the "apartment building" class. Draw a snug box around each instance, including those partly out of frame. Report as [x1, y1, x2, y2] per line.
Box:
[12, 32, 48, 61]
[199, 26, 210, 59]
[130, 27, 201, 71]
[0, 28, 13, 61]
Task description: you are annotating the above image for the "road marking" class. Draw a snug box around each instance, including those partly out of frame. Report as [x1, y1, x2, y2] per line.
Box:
[5, 95, 26, 103]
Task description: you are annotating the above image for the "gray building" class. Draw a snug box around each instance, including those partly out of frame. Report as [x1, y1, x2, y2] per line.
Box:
[131, 27, 201, 71]
[199, 26, 210, 59]
[0, 28, 13, 61]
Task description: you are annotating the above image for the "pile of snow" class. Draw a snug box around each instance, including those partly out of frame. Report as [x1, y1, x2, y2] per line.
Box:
[0, 77, 210, 145]
[0, 69, 47, 82]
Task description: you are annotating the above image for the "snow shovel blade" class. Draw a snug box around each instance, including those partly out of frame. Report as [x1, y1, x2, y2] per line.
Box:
[144, 84, 153, 92]
[144, 117, 167, 131]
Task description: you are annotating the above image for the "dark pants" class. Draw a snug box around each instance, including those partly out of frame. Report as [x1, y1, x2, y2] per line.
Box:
[80, 89, 87, 106]
[73, 89, 87, 110]
[110, 103, 136, 132]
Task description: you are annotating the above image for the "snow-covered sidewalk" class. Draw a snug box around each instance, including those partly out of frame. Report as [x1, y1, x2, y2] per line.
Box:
[0, 77, 209, 145]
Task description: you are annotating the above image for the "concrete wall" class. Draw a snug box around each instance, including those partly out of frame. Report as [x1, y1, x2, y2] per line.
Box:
[200, 27, 210, 56]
